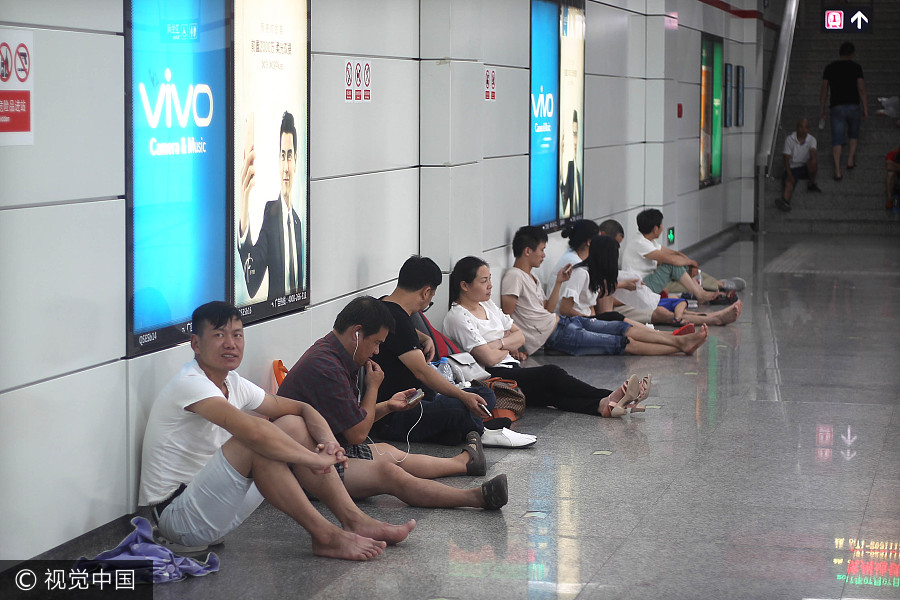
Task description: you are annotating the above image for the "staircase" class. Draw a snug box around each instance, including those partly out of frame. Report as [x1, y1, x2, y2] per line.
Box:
[763, 0, 900, 235]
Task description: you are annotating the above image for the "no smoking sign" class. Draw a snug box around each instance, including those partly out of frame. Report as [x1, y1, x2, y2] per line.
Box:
[0, 28, 35, 145]
[344, 58, 372, 103]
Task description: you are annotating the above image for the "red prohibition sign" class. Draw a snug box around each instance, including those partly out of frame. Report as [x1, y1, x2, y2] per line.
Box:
[0, 43, 11, 82]
[363, 63, 370, 87]
[354, 62, 361, 87]
[15, 43, 30, 82]
[345, 62, 353, 86]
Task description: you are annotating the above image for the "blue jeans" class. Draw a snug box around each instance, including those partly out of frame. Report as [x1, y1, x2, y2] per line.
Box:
[830, 104, 861, 146]
[372, 386, 496, 446]
[544, 316, 631, 356]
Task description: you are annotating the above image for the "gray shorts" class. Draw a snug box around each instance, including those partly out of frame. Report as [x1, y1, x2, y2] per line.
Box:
[158, 448, 264, 547]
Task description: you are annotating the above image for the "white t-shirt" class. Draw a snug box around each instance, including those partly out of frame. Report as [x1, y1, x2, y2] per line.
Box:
[500, 267, 558, 354]
[443, 301, 520, 367]
[557, 266, 598, 316]
[783, 131, 817, 169]
[139, 359, 265, 505]
[543, 248, 581, 294]
[621, 235, 661, 278]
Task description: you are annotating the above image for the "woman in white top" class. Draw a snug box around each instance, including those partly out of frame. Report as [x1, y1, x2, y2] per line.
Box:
[556, 236, 710, 356]
[444, 256, 647, 418]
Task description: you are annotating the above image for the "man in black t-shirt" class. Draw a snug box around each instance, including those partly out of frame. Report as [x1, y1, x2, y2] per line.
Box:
[372, 256, 537, 448]
[819, 41, 867, 180]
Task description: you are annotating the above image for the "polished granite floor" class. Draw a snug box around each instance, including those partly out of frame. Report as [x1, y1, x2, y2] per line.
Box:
[35, 233, 900, 599]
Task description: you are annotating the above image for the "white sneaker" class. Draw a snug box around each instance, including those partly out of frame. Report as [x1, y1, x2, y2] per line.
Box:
[481, 427, 537, 448]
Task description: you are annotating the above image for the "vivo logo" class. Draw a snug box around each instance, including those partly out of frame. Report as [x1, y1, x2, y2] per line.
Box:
[139, 68, 213, 129]
[531, 86, 554, 118]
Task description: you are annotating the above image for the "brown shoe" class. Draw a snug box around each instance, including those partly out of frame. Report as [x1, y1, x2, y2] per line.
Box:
[481, 474, 508, 510]
[462, 431, 486, 476]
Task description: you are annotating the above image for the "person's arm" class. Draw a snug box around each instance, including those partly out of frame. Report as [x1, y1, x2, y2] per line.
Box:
[468, 324, 526, 368]
[858, 77, 868, 119]
[415, 329, 436, 362]
[500, 294, 518, 316]
[341, 360, 416, 445]
[544, 264, 572, 312]
[820, 79, 829, 119]
[559, 296, 590, 317]
[644, 246, 698, 268]
[188, 395, 342, 471]
[398, 349, 490, 416]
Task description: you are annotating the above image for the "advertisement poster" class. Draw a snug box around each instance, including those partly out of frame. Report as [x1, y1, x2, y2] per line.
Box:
[557, 1, 585, 222]
[234, 0, 310, 323]
[127, 0, 229, 355]
[529, 0, 560, 227]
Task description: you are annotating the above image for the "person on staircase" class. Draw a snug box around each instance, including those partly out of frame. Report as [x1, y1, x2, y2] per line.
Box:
[776, 118, 821, 212]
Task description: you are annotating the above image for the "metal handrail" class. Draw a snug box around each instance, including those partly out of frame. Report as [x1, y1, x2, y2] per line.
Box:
[757, 0, 799, 173]
[756, 0, 799, 229]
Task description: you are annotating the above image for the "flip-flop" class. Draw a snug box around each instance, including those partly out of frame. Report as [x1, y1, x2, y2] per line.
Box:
[673, 323, 696, 336]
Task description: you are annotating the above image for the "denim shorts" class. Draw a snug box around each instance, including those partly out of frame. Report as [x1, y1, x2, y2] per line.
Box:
[544, 316, 631, 356]
[158, 448, 264, 547]
[830, 104, 861, 146]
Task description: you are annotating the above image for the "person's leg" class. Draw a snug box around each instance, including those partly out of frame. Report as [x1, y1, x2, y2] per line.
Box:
[373, 390, 491, 446]
[368, 442, 468, 478]
[846, 106, 861, 168]
[489, 362, 613, 414]
[782, 171, 795, 202]
[682, 300, 742, 326]
[543, 316, 627, 356]
[886, 160, 900, 207]
[643, 263, 688, 294]
[673, 300, 687, 324]
[830, 105, 847, 178]
[624, 323, 708, 355]
[265, 415, 415, 548]
[340, 458, 488, 508]
[807, 156, 819, 189]
[675, 271, 718, 303]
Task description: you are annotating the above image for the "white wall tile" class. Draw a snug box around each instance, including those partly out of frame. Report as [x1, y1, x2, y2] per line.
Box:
[482, 0, 530, 68]
[586, 3, 646, 78]
[584, 144, 645, 218]
[585, 75, 646, 147]
[0, 30, 123, 208]
[0, 200, 125, 392]
[421, 162, 484, 270]
[482, 155, 529, 251]
[311, 0, 418, 58]
[310, 54, 418, 178]
[0, 0, 122, 32]
[1, 363, 128, 560]
[420, 60, 484, 166]
[309, 169, 419, 300]
[482, 66, 529, 159]
[420, 0, 482, 60]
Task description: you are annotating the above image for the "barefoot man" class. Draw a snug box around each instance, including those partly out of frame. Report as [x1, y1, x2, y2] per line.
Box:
[139, 301, 415, 560]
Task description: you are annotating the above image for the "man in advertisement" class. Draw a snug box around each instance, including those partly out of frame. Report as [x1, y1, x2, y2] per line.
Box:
[238, 111, 304, 301]
[559, 109, 582, 219]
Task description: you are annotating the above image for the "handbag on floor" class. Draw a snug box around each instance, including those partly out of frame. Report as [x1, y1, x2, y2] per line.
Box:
[475, 377, 526, 422]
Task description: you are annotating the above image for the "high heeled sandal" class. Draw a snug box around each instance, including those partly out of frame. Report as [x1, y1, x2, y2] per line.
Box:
[616, 375, 641, 412]
[630, 374, 652, 413]
[599, 396, 627, 418]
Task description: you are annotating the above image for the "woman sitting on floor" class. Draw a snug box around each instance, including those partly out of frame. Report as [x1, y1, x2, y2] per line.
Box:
[444, 256, 650, 418]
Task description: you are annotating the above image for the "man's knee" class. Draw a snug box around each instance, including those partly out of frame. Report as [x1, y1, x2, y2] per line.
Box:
[272, 415, 311, 444]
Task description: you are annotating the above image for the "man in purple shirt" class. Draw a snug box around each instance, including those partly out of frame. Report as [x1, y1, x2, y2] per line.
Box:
[278, 295, 508, 510]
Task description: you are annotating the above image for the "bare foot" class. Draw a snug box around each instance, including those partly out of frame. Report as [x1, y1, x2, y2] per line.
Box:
[311, 529, 386, 561]
[712, 300, 742, 325]
[348, 517, 417, 545]
[679, 324, 709, 354]
[597, 384, 626, 415]
[698, 290, 719, 304]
